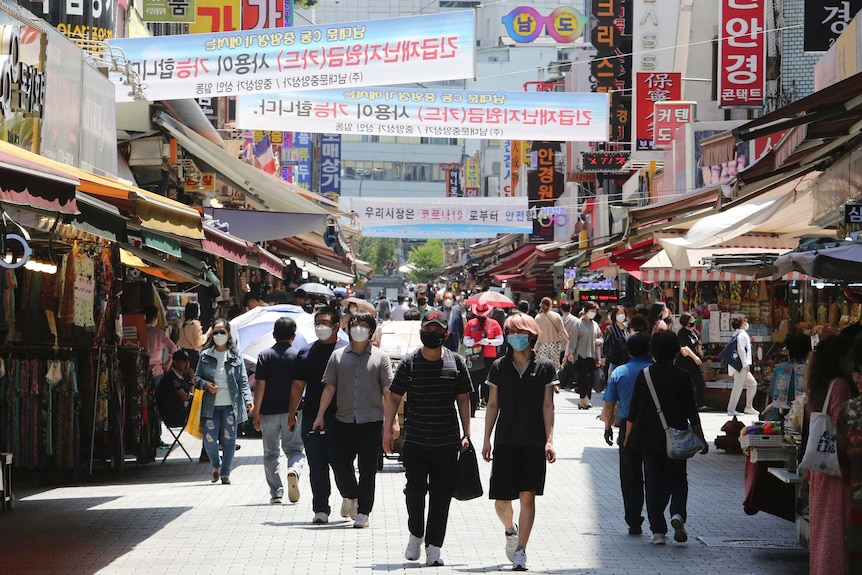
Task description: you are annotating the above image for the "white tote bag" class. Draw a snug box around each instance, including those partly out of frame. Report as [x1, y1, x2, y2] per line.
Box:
[799, 380, 842, 477]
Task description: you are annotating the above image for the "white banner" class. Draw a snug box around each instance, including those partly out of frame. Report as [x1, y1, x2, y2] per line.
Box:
[107, 11, 475, 102]
[350, 197, 532, 238]
[236, 87, 609, 141]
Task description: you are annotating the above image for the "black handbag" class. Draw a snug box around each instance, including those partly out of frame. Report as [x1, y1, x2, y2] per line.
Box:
[453, 439, 483, 501]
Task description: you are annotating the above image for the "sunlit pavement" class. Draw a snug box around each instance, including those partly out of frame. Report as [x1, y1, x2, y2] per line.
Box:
[0, 390, 807, 575]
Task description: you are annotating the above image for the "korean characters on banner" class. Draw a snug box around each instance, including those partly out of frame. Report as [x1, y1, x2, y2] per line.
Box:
[108, 11, 476, 102]
[652, 101, 696, 150]
[590, 0, 632, 143]
[319, 134, 341, 202]
[718, 0, 766, 108]
[634, 72, 681, 151]
[527, 141, 564, 242]
[804, 0, 862, 52]
[464, 157, 480, 197]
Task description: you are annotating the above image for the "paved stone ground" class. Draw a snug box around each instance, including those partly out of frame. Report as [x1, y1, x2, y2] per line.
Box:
[0, 390, 808, 575]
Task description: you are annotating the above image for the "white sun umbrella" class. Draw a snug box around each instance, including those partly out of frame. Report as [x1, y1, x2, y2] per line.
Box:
[230, 304, 320, 367]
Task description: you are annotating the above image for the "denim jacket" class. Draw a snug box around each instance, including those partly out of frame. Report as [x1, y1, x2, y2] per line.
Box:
[195, 346, 253, 424]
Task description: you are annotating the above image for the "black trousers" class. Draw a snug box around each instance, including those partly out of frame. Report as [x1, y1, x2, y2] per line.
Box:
[402, 444, 459, 547]
[642, 451, 688, 535]
[677, 357, 705, 407]
[469, 363, 491, 416]
[617, 418, 645, 528]
[574, 357, 596, 399]
[330, 419, 383, 515]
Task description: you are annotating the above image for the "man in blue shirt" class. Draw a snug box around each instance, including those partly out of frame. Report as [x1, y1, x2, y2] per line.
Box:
[601, 332, 651, 535]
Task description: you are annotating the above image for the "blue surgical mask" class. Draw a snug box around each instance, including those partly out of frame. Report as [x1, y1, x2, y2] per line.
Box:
[508, 333, 530, 352]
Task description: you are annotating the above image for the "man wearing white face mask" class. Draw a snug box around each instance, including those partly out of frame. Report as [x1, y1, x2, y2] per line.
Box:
[438, 290, 464, 352]
[313, 310, 397, 529]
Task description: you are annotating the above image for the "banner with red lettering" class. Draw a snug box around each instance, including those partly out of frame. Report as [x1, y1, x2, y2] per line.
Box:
[634, 72, 681, 151]
[652, 101, 696, 150]
[718, 0, 765, 108]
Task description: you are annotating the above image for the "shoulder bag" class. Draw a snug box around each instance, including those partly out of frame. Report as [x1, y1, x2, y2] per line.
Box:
[184, 388, 204, 440]
[799, 380, 842, 477]
[643, 367, 704, 460]
[719, 335, 743, 371]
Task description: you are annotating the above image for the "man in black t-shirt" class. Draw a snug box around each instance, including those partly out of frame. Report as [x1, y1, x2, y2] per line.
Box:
[482, 312, 557, 572]
[156, 350, 194, 428]
[384, 310, 472, 567]
[253, 317, 304, 505]
[289, 306, 349, 524]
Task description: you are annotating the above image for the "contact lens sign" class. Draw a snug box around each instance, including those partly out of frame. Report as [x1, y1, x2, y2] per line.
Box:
[501, 6, 587, 44]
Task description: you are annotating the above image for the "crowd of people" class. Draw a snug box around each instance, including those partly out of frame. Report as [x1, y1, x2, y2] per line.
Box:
[145, 285, 862, 574]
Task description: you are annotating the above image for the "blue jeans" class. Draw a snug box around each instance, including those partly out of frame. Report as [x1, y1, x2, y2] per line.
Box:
[301, 413, 346, 514]
[261, 412, 305, 498]
[204, 406, 237, 476]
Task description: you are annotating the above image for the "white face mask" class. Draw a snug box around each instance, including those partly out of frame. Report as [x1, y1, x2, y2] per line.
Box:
[444, 299, 453, 308]
[350, 326, 370, 342]
[586, 311, 597, 320]
[314, 325, 333, 341]
[616, 313, 626, 323]
[213, 333, 229, 346]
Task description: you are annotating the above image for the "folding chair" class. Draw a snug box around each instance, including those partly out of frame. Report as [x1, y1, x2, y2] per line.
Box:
[155, 401, 193, 463]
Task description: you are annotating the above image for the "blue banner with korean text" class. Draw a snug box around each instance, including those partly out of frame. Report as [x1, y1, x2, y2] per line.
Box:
[107, 10, 475, 102]
[319, 134, 341, 202]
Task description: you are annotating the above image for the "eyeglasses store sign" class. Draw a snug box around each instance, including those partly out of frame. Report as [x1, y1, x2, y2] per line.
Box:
[0, 24, 47, 118]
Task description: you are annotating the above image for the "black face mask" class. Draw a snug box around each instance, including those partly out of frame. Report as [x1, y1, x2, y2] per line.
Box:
[420, 331, 446, 349]
[477, 316, 486, 324]
[417, 298, 427, 306]
[664, 317, 673, 326]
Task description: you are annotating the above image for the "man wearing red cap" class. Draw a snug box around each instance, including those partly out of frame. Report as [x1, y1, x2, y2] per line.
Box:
[463, 303, 504, 416]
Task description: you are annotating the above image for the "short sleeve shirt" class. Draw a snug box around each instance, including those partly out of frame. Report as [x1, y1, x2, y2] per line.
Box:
[486, 352, 556, 446]
[296, 339, 349, 418]
[465, 317, 503, 358]
[390, 349, 473, 449]
[322, 344, 393, 424]
[255, 342, 297, 415]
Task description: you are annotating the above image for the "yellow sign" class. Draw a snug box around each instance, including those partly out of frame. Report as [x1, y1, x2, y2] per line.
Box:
[190, 0, 241, 34]
[185, 172, 216, 191]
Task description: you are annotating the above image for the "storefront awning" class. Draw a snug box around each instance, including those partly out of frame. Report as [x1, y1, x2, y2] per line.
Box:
[154, 111, 332, 216]
[250, 245, 284, 279]
[71, 193, 128, 243]
[628, 186, 721, 231]
[0, 146, 79, 215]
[131, 191, 204, 240]
[119, 245, 211, 285]
[293, 258, 354, 284]
[202, 223, 252, 266]
[640, 246, 805, 283]
[203, 207, 328, 243]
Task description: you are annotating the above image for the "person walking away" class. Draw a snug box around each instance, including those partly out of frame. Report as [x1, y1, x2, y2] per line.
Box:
[439, 290, 464, 353]
[534, 297, 569, 373]
[564, 301, 603, 409]
[726, 315, 758, 416]
[383, 310, 472, 566]
[391, 295, 409, 321]
[253, 317, 305, 505]
[196, 319, 254, 484]
[482, 312, 556, 571]
[806, 335, 855, 575]
[601, 333, 651, 535]
[376, 291, 391, 322]
[312, 310, 397, 528]
[289, 306, 350, 524]
[603, 305, 630, 376]
[647, 302, 671, 335]
[625, 331, 708, 545]
[675, 313, 706, 410]
[463, 303, 504, 415]
[177, 301, 210, 372]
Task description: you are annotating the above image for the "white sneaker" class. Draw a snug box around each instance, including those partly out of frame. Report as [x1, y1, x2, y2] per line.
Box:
[353, 512, 370, 528]
[671, 514, 687, 543]
[743, 408, 759, 416]
[312, 512, 329, 524]
[651, 533, 666, 545]
[287, 470, 300, 503]
[404, 534, 423, 561]
[505, 524, 519, 561]
[512, 547, 527, 571]
[269, 496, 282, 505]
[340, 497, 352, 518]
[425, 544, 444, 567]
[727, 410, 743, 417]
[349, 498, 359, 520]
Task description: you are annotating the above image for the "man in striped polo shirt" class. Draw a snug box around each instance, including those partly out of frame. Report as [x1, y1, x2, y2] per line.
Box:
[383, 310, 473, 567]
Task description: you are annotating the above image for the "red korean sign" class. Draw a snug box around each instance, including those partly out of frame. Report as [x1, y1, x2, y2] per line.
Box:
[635, 72, 681, 151]
[719, 0, 765, 108]
[652, 101, 696, 150]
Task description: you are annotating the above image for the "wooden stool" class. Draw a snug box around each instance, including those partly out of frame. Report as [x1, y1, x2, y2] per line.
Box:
[0, 452, 12, 511]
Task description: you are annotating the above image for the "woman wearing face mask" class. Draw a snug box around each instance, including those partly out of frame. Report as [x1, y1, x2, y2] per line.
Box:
[564, 301, 603, 409]
[534, 297, 569, 373]
[647, 302, 670, 335]
[603, 305, 630, 377]
[675, 313, 705, 409]
[196, 319, 254, 484]
[463, 303, 505, 416]
[177, 301, 210, 372]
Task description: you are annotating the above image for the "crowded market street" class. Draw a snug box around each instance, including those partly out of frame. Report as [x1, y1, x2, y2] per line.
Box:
[0, 391, 806, 575]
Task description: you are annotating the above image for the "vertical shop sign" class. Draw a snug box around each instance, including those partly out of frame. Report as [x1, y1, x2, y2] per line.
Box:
[527, 142, 563, 241]
[511, 140, 522, 195]
[30, 0, 115, 40]
[319, 133, 341, 202]
[804, 0, 862, 52]
[41, 25, 81, 166]
[190, 0, 240, 33]
[292, 131, 312, 190]
[652, 101, 695, 150]
[718, 0, 766, 108]
[80, 63, 118, 176]
[501, 140, 512, 196]
[634, 72, 681, 151]
[464, 157, 479, 197]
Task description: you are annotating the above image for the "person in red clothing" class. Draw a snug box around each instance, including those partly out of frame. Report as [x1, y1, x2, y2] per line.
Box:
[463, 303, 504, 416]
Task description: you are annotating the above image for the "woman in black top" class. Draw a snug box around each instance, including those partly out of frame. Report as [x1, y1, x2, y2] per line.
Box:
[625, 331, 707, 545]
[675, 313, 705, 409]
[603, 304, 630, 377]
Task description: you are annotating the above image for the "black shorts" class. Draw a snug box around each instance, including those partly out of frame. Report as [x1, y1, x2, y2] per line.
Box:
[488, 444, 547, 500]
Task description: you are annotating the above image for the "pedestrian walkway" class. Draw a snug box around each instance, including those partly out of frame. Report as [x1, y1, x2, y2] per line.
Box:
[0, 391, 807, 574]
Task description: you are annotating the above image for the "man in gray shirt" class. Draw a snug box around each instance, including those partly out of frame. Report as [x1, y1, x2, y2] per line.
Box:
[313, 310, 397, 529]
